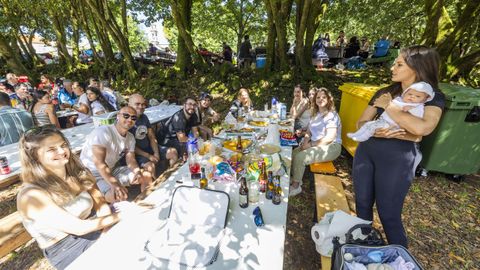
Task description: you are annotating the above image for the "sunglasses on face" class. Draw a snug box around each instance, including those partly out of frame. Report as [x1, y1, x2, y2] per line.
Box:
[253, 206, 265, 227]
[121, 113, 137, 121]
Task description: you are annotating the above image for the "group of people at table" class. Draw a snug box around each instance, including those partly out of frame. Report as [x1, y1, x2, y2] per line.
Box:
[0, 75, 125, 146]
[5, 45, 445, 270]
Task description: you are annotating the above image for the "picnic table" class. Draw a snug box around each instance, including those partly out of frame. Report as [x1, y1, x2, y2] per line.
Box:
[67, 114, 294, 270]
[325, 46, 345, 60]
[0, 104, 181, 188]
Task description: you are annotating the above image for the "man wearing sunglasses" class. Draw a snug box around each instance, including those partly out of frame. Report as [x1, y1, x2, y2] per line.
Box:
[80, 106, 152, 203]
[160, 97, 201, 157]
[128, 94, 178, 177]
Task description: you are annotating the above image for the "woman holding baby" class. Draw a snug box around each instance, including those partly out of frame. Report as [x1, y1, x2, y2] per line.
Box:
[353, 45, 445, 247]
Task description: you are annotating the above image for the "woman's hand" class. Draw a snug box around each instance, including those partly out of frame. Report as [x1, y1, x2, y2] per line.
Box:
[373, 93, 392, 109]
[374, 127, 406, 139]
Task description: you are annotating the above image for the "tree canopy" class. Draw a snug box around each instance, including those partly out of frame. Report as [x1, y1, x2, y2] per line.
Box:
[0, 0, 478, 86]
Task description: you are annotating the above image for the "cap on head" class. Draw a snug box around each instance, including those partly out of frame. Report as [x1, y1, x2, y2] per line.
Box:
[403, 81, 435, 102]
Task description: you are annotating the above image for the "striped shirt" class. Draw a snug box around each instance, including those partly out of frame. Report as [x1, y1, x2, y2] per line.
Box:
[0, 106, 34, 146]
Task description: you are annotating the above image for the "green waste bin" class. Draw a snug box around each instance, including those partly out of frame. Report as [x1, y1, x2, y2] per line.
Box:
[420, 83, 480, 175]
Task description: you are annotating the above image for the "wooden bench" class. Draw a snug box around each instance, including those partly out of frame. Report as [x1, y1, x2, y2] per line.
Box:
[0, 212, 32, 258]
[312, 161, 349, 270]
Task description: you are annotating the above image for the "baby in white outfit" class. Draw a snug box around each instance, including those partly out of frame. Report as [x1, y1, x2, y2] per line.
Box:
[348, 81, 435, 142]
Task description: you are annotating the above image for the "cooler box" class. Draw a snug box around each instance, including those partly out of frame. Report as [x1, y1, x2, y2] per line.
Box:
[338, 83, 383, 156]
[256, 56, 266, 68]
[420, 83, 480, 175]
[93, 111, 117, 127]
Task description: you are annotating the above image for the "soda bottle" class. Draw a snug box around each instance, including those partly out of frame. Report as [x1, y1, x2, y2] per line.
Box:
[272, 175, 282, 205]
[239, 177, 249, 208]
[266, 171, 274, 200]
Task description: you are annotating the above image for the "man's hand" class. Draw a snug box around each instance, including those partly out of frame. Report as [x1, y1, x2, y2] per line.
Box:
[110, 182, 128, 202]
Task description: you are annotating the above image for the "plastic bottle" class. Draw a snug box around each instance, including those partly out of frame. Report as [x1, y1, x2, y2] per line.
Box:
[271, 97, 277, 114]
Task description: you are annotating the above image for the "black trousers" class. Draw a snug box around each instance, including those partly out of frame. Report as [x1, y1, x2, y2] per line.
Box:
[352, 137, 416, 247]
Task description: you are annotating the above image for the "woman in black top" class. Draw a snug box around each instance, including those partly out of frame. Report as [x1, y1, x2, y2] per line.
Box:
[353, 45, 445, 248]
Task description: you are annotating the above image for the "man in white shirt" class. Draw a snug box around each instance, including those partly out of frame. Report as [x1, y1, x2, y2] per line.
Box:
[80, 106, 152, 202]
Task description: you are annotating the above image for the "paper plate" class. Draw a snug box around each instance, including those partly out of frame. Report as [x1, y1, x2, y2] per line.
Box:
[259, 144, 281, 154]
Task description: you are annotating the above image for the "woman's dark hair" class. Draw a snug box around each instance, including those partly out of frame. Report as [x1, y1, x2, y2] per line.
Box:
[383, 45, 440, 98]
[29, 90, 50, 113]
[86, 86, 115, 112]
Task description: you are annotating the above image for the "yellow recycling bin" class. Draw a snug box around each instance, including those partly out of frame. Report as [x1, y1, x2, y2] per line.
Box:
[338, 83, 384, 156]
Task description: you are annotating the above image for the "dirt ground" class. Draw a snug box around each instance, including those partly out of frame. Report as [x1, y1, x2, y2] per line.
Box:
[1, 152, 479, 270]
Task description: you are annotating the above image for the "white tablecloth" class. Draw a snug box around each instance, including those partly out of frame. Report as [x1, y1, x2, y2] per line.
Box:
[68, 123, 293, 270]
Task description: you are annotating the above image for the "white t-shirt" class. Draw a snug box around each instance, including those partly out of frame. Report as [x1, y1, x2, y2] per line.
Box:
[308, 111, 342, 144]
[80, 125, 136, 174]
[76, 93, 92, 124]
[91, 100, 107, 115]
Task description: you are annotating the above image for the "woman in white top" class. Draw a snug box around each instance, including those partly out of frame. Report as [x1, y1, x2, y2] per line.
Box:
[290, 84, 310, 131]
[17, 126, 120, 269]
[290, 88, 342, 196]
[85, 86, 115, 115]
[30, 90, 61, 128]
[71, 82, 92, 125]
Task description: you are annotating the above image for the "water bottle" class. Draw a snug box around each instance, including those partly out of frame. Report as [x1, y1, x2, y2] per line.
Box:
[271, 97, 277, 114]
[280, 103, 287, 120]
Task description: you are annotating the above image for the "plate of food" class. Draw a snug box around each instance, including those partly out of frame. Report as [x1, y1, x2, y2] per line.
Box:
[278, 119, 293, 127]
[248, 120, 268, 127]
[258, 144, 281, 154]
[223, 139, 252, 152]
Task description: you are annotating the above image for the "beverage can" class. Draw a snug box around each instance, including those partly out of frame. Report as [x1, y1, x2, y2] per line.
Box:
[0, 156, 11, 175]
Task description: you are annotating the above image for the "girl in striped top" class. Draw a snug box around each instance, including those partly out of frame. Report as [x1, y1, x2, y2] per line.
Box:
[30, 90, 60, 128]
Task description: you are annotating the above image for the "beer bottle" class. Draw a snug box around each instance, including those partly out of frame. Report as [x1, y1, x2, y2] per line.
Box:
[239, 177, 249, 208]
[272, 175, 282, 205]
[266, 171, 274, 200]
[259, 163, 267, 193]
[199, 167, 208, 189]
[236, 135, 243, 152]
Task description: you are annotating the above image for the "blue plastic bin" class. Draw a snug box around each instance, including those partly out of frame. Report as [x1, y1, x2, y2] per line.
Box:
[256, 57, 266, 68]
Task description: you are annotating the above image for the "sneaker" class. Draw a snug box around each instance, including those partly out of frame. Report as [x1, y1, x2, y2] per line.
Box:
[289, 185, 302, 197]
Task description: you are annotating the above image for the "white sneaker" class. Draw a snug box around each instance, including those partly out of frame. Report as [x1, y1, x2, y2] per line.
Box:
[289, 185, 302, 197]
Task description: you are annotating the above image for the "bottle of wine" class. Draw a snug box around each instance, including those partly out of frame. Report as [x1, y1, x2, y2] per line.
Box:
[239, 177, 249, 208]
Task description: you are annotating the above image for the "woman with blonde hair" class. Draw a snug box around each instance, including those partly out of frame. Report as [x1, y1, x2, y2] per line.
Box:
[289, 87, 342, 196]
[229, 87, 253, 118]
[17, 126, 120, 269]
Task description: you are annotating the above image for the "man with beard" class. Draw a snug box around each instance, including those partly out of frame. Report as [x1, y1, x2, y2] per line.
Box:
[159, 97, 200, 158]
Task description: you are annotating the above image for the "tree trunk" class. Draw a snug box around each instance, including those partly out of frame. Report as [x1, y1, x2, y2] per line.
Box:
[264, 0, 276, 71]
[50, 13, 73, 71]
[85, 0, 137, 79]
[169, 0, 206, 72]
[0, 34, 30, 75]
[265, 0, 293, 71]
